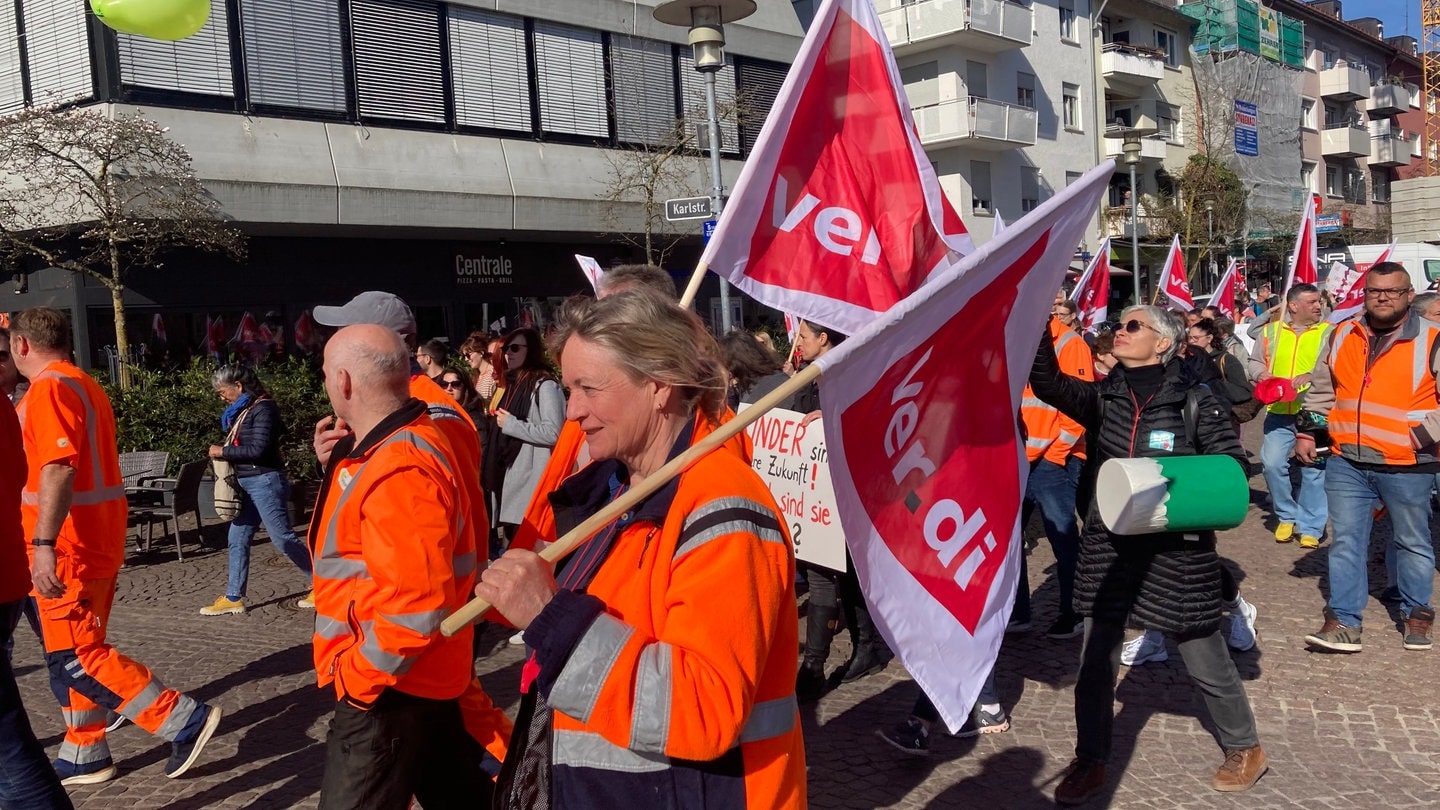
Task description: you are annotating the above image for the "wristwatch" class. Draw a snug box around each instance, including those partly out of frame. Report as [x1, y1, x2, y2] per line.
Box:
[30, 538, 56, 547]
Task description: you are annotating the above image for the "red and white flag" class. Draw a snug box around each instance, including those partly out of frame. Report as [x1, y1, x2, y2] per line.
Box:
[234, 312, 261, 345]
[1209, 258, 1240, 321]
[205, 315, 225, 358]
[1157, 235, 1193, 311]
[1284, 203, 1318, 294]
[992, 211, 1007, 238]
[698, 0, 973, 336]
[575, 255, 605, 293]
[1072, 238, 1111, 331]
[814, 160, 1112, 733]
[1329, 243, 1394, 323]
[150, 313, 168, 345]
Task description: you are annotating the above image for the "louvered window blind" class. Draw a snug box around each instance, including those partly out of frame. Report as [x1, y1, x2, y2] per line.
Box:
[737, 59, 785, 153]
[117, 10, 233, 97]
[611, 35, 675, 146]
[240, 0, 347, 112]
[448, 8, 530, 132]
[351, 0, 445, 123]
[21, 0, 92, 104]
[0, 1, 24, 113]
[533, 21, 607, 138]
[679, 53, 737, 152]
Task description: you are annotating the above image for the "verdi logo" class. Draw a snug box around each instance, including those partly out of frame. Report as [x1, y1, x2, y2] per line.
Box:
[454, 254, 513, 285]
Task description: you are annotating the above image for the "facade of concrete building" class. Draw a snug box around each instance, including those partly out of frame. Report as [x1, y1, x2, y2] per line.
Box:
[0, 0, 803, 365]
[877, 0, 1101, 252]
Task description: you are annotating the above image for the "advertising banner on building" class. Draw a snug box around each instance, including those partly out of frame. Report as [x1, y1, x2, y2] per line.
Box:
[1258, 5, 1281, 62]
[1234, 100, 1259, 156]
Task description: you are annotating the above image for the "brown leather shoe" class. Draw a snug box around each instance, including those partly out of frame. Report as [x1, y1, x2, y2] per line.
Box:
[1055, 758, 1106, 805]
[1404, 606, 1434, 651]
[1212, 745, 1268, 792]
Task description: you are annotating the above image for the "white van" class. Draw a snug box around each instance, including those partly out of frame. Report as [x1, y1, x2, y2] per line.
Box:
[1320, 243, 1440, 285]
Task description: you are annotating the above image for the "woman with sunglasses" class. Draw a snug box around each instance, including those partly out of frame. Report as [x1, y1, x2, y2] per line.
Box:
[483, 328, 564, 558]
[1031, 305, 1265, 804]
[438, 366, 487, 433]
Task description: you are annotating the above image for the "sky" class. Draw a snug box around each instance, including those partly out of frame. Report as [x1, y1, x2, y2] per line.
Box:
[1372, 0, 1421, 40]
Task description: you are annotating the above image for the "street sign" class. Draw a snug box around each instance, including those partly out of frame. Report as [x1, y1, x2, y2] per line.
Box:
[703, 219, 718, 243]
[665, 196, 713, 221]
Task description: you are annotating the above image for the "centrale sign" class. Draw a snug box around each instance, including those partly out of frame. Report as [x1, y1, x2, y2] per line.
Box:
[455, 254, 513, 285]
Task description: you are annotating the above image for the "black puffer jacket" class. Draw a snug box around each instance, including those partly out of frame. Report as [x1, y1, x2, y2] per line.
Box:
[220, 397, 286, 478]
[1030, 339, 1247, 637]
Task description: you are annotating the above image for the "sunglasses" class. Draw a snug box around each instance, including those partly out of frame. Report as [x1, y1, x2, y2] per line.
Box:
[504, 344, 526, 354]
[441, 379, 464, 389]
[1121, 319, 1159, 335]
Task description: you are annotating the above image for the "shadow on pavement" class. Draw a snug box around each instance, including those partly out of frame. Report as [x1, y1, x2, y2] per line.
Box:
[923, 747, 1052, 809]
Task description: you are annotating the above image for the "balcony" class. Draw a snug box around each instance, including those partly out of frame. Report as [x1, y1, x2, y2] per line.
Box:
[1100, 43, 1166, 91]
[912, 97, 1038, 150]
[1321, 122, 1371, 158]
[1369, 133, 1409, 167]
[879, 0, 1033, 57]
[1318, 64, 1371, 101]
[1367, 83, 1408, 116]
[1102, 130, 1168, 160]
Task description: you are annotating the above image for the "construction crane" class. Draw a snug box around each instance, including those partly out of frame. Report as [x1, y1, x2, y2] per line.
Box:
[1426, 0, 1440, 174]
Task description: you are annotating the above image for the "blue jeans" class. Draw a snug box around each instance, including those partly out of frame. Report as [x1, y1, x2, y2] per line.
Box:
[1260, 412, 1328, 537]
[1324, 455, 1436, 627]
[227, 471, 312, 600]
[1013, 457, 1082, 620]
[0, 599, 74, 809]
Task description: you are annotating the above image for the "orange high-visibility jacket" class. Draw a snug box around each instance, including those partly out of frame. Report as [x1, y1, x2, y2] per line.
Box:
[411, 373, 487, 526]
[513, 425, 805, 809]
[18, 361, 127, 579]
[1308, 316, 1440, 466]
[1021, 321, 1093, 465]
[309, 399, 478, 707]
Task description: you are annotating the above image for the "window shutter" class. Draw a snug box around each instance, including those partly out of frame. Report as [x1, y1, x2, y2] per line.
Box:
[239, 0, 346, 112]
[611, 35, 676, 146]
[533, 21, 607, 138]
[21, 0, 92, 104]
[351, 0, 445, 123]
[117, 12, 233, 97]
[448, 8, 530, 132]
[0, 0, 23, 113]
[737, 59, 785, 152]
[679, 53, 738, 152]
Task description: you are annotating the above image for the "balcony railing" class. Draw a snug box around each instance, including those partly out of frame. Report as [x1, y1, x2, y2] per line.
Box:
[912, 96, 1038, 149]
[879, 0, 1033, 55]
[1318, 64, 1371, 101]
[1100, 42, 1166, 86]
[1367, 83, 1407, 115]
[1369, 133, 1409, 167]
[1321, 121, 1370, 158]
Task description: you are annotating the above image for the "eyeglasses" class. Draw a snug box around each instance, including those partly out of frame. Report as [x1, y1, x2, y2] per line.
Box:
[1121, 319, 1159, 335]
[440, 379, 464, 389]
[1364, 286, 1412, 299]
[504, 344, 526, 354]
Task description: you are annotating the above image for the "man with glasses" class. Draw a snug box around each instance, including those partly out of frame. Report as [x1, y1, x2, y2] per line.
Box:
[1248, 283, 1330, 549]
[1297, 263, 1439, 653]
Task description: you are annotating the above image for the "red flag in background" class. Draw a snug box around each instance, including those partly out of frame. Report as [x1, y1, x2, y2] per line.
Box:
[294, 310, 322, 356]
[1072, 238, 1111, 331]
[1284, 203, 1318, 294]
[205, 315, 226, 358]
[813, 161, 1113, 733]
[699, 0, 972, 336]
[234, 312, 260, 345]
[1328, 242, 1395, 324]
[1209, 258, 1240, 321]
[1157, 235, 1194, 311]
[150, 313, 168, 345]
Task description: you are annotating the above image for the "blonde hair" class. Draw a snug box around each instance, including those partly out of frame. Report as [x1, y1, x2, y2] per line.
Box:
[548, 291, 727, 419]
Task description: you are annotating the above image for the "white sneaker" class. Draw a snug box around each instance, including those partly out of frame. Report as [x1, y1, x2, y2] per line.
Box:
[508, 631, 525, 646]
[1227, 597, 1259, 652]
[1120, 630, 1168, 666]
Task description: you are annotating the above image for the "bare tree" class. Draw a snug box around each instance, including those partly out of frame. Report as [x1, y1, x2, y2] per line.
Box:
[0, 106, 245, 387]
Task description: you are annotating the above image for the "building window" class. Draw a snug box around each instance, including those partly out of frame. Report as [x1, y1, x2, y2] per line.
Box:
[1020, 166, 1041, 212]
[535, 21, 609, 139]
[1321, 49, 1337, 69]
[1059, 0, 1076, 41]
[1300, 161, 1315, 193]
[1300, 97, 1316, 130]
[350, 0, 445, 124]
[1325, 164, 1340, 197]
[737, 59, 787, 153]
[1016, 72, 1036, 109]
[970, 160, 992, 214]
[1413, 132, 1424, 159]
[1343, 170, 1365, 204]
[449, 8, 532, 132]
[1062, 83, 1080, 130]
[611, 35, 679, 146]
[1154, 28, 1178, 67]
[241, 0, 347, 113]
[20, 0, 92, 104]
[1157, 103, 1180, 143]
[1372, 171, 1390, 203]
[1066, 171, 1082, 187]
[117, 13, 233, 98]
[0, 0, 19, 114]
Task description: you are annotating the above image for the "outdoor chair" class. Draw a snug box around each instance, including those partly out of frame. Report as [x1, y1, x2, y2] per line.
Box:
[119, 450, 170, 489]
[130, 459, 206, 561]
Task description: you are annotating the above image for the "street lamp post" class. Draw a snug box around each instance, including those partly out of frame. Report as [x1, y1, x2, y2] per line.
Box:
[1123, 138, 1142, 305]
[654, 0, 756, 333]
[1205, 199, 1215, 292]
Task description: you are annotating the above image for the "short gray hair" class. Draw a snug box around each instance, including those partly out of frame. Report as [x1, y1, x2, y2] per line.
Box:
[212, 363, 265, 395]
[1412, 291, 1440, 320]
[1121, 304, 1184, 364]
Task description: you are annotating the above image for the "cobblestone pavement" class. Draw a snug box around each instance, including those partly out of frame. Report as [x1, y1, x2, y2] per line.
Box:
[13, 436, 1440, 808]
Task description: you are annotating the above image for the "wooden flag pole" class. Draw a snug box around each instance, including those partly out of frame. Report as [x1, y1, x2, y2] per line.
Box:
[677, 261, 710, 309]
[441, 361, 824, 637]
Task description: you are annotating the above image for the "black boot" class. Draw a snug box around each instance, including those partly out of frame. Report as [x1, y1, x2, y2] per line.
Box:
[838, 601, 888, 683]
[797, 604, 839, 702]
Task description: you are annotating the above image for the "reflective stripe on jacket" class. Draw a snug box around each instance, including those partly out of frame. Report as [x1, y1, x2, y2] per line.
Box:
[1324, 318, 1440, 466]
[18, 362, 127, 579]
[521, 430, 805, 809]
[309, 399, 478, 706]
[1259, 320, 1330, 415]
[1021, 321, 1093, 465]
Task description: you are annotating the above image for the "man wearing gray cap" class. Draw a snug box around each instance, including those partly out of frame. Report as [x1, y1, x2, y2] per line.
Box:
[309, 292, 514, 768]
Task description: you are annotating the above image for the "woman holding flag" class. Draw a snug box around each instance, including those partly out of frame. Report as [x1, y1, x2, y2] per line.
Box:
[1030, 305, 1267, 804]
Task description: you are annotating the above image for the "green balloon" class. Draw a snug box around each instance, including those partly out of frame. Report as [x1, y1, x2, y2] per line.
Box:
[89, 0, 210, 41]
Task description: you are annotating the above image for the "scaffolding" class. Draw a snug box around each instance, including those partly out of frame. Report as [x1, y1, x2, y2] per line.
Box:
[1424, 0, 1440, 175]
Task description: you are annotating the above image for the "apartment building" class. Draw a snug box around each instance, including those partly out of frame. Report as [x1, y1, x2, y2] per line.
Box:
[0, 0, 803, 364]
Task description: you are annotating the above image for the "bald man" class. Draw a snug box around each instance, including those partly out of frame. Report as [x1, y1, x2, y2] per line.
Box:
[310, 325, 491, 810]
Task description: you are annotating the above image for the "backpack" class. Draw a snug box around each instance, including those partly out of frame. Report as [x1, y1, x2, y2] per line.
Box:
[1217, 353, 1264, 423]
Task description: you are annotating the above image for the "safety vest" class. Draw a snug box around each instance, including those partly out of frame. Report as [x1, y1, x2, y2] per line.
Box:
[1021, 322, 1092, 465]
[1261, 320, 1330, 415]
[309, 403, 478, 706]
[1325, 317, 1440, 466]
[17, 362, 127, 579]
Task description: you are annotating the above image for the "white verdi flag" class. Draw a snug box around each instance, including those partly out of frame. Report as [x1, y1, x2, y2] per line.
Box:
[814, 160, 1114, 733]
[574, 255, 604, 292]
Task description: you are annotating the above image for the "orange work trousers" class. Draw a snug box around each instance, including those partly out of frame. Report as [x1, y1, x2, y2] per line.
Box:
[458, 676, 512, 767]
[34, 576, 203, 767]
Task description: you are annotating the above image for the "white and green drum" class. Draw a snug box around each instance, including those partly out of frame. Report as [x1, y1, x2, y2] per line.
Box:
[1096, 455, 1249, 536]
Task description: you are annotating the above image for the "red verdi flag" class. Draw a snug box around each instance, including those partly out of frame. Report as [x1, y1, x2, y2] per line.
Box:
[698, 0, 973, 335]
[814, 160, 1113, 732]
[1072, 237, 1111, 331]
[1284, 202, 1318, 293]
[1210, 258, 1239, 321]
[1158, 234, 1193, 311]
[1328, 243, 1394, 324]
